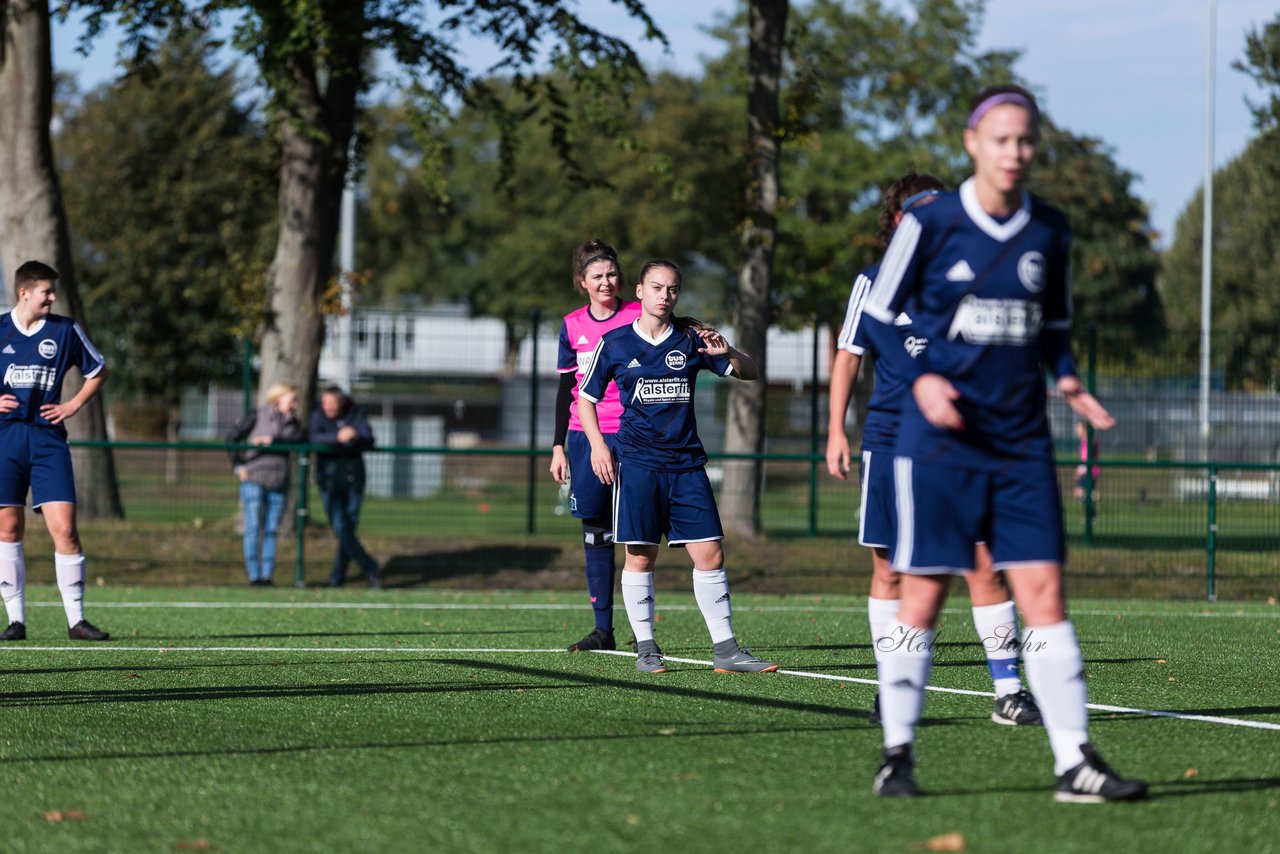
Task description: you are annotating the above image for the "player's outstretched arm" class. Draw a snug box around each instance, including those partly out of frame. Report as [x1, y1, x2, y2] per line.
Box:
[826, 350, 862, 480]
[39, 372, 106, 425]
[577, 399, 615, 485]
[1058, 375, 1115, 430]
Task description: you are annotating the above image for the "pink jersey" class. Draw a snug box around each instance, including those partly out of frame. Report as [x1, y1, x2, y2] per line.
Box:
[557, 301, 642, 434]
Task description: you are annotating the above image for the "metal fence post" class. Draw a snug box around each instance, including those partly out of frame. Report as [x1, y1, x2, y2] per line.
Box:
[1083, 324, 1097, 545]
[808, 315, 820, 538]
[527, 311, 540, 535]
[294, 452, 310, 588]
[1206, 463, 1217, 601]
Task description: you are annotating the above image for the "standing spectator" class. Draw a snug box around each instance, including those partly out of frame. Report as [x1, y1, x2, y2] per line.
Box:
[0, 260, 110, 641]
[235, 382, 304, 586]
[310, 386, 381, 588]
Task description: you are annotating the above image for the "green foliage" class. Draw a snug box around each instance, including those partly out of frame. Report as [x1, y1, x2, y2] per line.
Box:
[55, 29, 277, 406]
[1162, 130, 1280, 389]
[1233, 13, 1280, 132]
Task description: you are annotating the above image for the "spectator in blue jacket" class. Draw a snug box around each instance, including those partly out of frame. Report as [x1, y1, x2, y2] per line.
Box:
[309, 386, 381, 588]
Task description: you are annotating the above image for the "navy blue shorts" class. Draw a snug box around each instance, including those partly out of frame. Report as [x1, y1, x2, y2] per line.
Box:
[0, 422, 76, 508]
[858, 449, 895, 549]
[613, 459, 724, 546]
[891, 456, 1063, 574]
[567, 430, 618, 520]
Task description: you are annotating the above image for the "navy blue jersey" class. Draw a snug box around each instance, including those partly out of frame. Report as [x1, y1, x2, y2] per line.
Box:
[836, 262, 927, 453]
[579, 321, 733, 472]
[0, 311, 106, 436]
[863, 178, 1076, 469]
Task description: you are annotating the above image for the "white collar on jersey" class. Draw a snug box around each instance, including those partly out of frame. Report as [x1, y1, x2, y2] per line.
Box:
[631, 319, 674, 346]
[8, 308, 47, 337]
[960, 177, 1031, 242]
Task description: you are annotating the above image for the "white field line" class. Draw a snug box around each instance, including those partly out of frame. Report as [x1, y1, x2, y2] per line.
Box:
[23, 601, 1280, 619]
[5, 644, 1276, 733]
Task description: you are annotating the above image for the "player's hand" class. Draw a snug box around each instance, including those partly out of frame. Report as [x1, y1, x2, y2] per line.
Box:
[549, 446, 569, 484]
[251, 435, 273, 446]
[826, 431, 852, 480]
[1058, 376, 1115, 430]
[40, 399, 82, 424]
[589, 443, 615, 486]
[913, 373, 964, 431]
[0, 394, 19, 414]
[695, 327, 729, 356]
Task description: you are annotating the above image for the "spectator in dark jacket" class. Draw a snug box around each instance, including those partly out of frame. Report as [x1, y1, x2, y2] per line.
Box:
[237, 382, 305, 586]
[309, 386, 381, 588]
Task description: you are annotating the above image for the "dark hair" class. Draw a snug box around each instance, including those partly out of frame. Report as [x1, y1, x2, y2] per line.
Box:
[877, 172, 948, 246]
[13, 260, 59, 301]
[967, 84, 1039, 130]
[636, 258, 708, 332]
[571, 239, 622, 294]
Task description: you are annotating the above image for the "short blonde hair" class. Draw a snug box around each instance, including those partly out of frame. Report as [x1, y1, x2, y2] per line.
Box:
[265, 383, 298, 405]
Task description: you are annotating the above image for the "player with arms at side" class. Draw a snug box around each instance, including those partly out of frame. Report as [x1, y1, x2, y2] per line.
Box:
[578, 259, 776, 674]
[861, 86, 1145, 801]
[827, 173, 1042, 727]
[0, 261, 110, 642]
[550, 239, 642, 652]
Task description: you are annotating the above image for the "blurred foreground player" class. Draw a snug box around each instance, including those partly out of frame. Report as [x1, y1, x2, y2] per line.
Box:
[0, 261, 110, 641]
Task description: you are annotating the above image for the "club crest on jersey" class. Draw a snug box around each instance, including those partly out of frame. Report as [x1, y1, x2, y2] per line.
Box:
[38, 339, 58, 359]
[664, 351, 687, 370]
[1018, 251, 1045, 293]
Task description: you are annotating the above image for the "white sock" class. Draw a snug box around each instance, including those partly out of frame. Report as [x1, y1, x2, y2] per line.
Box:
[972, 601, 1022, 696]
[877, 619, 934, 749]
[868, 597, 900, 667]
[692, 568, 735, 644]
[620, 571, 656, 645]
[0, 541, 26, 625]
[55, 552, 87, 627]
[1021, 620, 1090, 774]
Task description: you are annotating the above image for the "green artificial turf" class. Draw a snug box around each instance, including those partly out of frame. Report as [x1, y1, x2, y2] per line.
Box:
[0, 588, 1277, 853]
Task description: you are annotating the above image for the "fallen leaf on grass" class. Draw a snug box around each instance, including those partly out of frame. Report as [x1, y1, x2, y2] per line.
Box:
[913, 832, 966, 851]
[1168, 676, 1177, 682]
[125, 673, 142, 680]
[1156, 659, 1167, 664]
[42, 810, 89, 822]
[657, 727, 677, 736]
[626, 814, 640, 826]
[1184, 768, 1199, 778]
[173, 839, 215, 851]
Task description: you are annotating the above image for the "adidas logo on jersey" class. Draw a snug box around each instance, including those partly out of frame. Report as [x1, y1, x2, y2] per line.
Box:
[576, 334, 590, 346]
[893, 312, 912, 326]
[626, 358, 641, 368]
[1, 345, 12, 354]
[946, 259, 976, 282]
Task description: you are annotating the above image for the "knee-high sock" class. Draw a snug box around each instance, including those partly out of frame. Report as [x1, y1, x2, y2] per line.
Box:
[583, 545, 615, 631]
[972, 600, 1022, 696]
[693, 568, 735, 645]
[620, 571, 655, 645]
[1021, 620, 1090, 774]
[868, 597, 900, 668]
[877, 619, 934, 749]
[0, 541, 25, 625]
[55, 552, 87, 627]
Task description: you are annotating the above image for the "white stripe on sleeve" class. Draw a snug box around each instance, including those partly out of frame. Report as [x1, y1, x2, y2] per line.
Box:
[865, 214, 923, 323]
[836, 273, 873, 354]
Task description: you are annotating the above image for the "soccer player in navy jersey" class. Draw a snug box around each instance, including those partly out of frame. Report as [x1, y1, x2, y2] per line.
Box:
[0, 261, 110, 641]
[861, 86, 1146, 802]
[828, 172, 1042, 728]
[577, 259, 777, 674]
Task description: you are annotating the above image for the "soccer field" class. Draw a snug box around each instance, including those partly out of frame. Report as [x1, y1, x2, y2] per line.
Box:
[2, 588, 1277, 853]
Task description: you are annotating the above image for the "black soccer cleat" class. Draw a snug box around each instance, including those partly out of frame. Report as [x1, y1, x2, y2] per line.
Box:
[68, 620, 110, 641]
[868, 692, 882, 725]
[0, 621, 26, 641]
[872, 744, 920, 798]
[568, 627, 616, 652]
[992, 689, 1043, 726]
[1055, 743, 1148, 803]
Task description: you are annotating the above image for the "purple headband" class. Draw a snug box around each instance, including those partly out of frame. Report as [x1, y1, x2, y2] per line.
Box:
[967, 92, 1036, 130]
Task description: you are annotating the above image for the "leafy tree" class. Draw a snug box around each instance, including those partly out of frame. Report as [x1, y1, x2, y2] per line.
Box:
[56, 30, 277, 435]
[70, 0, 664, 412]
[0, 0, 122, 517]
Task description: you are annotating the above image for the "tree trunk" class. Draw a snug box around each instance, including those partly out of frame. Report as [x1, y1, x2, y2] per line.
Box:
[256, 42, 361, 416]
[720, 0, 787, 538]
[0, 0, 123, 518]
